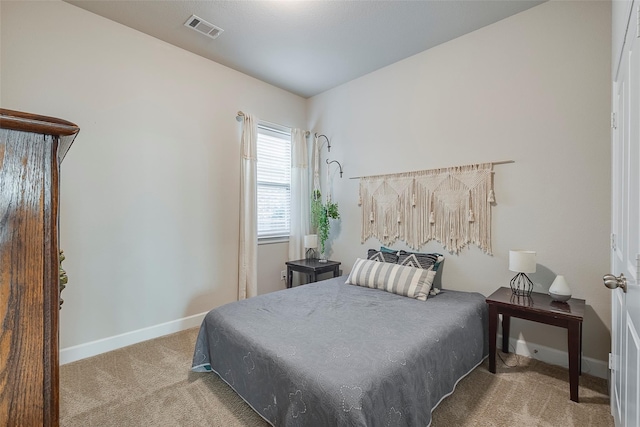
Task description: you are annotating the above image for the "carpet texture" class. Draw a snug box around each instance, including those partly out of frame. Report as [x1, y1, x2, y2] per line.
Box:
[60, 328, 613, 426]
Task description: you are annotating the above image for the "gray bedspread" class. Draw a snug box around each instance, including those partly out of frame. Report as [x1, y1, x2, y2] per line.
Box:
[192, 275, 488, 426]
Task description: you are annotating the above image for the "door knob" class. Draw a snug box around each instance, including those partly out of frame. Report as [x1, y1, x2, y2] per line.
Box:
[603, 273, 627, 293]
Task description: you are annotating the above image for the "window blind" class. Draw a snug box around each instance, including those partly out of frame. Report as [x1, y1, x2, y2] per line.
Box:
[257, 124, 291, 239]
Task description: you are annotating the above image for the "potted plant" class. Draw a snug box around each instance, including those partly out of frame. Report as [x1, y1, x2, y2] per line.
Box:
[311, 190, 340, 261]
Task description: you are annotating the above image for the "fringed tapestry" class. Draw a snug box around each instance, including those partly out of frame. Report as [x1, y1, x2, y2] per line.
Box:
[359, 163, 495, 254]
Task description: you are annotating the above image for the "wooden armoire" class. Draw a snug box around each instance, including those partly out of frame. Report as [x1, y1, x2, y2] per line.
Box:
[0, 109, 79, 426]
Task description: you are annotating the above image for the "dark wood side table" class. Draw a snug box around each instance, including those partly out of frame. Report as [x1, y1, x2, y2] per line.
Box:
[486, 287, 585, 402]
[285, 259, 341, 288]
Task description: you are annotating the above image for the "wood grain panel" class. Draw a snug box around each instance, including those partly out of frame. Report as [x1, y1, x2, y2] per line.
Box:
[43, 137, 59, 425]
[0, 129, 48, 425]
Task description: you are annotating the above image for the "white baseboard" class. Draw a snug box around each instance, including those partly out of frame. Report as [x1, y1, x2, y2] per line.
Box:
[59, 312, 208, 365]
[498, 334, 608, 379]
[59, 316, 609, 380]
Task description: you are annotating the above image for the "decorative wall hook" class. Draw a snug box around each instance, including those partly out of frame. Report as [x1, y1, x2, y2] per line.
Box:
[326, 159, 343, 178]
[315, 133, 331, 152]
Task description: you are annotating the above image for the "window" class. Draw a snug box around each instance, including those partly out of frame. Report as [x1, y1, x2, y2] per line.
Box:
[256, 123, 291, 240]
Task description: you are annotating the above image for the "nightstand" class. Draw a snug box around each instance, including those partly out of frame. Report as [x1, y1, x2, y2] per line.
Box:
[285, 259, 341, 288]
[486, 287, 585, 402]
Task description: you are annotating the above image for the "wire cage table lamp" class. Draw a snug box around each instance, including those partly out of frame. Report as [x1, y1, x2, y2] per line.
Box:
[304, 234, 318, 259]
[509, 250, 536, 296]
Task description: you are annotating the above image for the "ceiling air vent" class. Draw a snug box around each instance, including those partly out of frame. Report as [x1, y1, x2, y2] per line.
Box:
[184, 15, 223, 39]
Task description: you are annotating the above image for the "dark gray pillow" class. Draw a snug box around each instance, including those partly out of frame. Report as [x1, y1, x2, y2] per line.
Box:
[367, 249, 398, 263]
[397, 250, 444, 271]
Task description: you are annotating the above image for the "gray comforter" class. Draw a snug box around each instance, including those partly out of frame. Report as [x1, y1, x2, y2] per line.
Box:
[192, 275, 488, 426]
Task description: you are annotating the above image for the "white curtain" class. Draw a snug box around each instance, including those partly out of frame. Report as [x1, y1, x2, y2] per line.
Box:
[288, 129, 309, 261]
[238, 114, 258, 300]
[312, 135, 322, 196]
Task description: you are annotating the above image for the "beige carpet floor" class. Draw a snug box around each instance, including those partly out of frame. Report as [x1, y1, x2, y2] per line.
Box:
[60, 328, 613, 427]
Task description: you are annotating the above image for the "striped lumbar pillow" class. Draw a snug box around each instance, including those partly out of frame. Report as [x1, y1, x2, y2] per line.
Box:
[345, 258, 436, 301]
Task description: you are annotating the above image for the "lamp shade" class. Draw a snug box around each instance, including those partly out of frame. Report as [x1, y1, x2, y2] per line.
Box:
[304, 234, 318, 249]
[509, 250, 536, 273]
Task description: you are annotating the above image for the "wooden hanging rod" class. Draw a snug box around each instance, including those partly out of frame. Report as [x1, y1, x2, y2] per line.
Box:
[348, 160, 514, 180]
[236, 111, 310, 137]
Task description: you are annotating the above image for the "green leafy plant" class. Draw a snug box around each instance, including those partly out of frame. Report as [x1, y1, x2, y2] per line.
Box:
[311, 190, 340, 256]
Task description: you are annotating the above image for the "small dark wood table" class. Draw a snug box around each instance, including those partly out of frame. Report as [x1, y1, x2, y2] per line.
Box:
[486, 287, 585, 402]
[285, 259, 341, 288]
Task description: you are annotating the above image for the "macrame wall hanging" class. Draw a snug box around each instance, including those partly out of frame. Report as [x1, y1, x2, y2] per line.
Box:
[358, 162, 505, 255]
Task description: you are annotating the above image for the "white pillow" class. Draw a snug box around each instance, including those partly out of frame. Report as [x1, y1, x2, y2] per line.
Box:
[345, 258, 436, 301]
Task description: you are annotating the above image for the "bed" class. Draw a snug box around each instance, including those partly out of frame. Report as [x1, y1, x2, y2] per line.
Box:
[192, 269, 488, 426]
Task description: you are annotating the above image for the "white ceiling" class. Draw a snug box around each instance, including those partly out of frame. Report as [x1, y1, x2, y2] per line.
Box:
[64, 0, 545, 98]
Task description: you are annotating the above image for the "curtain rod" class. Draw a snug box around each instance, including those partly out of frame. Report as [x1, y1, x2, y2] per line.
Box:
[348, 160, 514, 180]
[236, 111, 310, 137]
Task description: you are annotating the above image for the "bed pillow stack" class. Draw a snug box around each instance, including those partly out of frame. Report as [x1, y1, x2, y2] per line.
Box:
[346, 258, 436, 301]
[364, 247, 445, 294]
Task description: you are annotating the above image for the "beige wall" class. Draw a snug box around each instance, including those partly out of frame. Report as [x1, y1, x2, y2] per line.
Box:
[307, 1, 612, 365]
[258, 242, 289, 293]
[1, 0, 302, 349]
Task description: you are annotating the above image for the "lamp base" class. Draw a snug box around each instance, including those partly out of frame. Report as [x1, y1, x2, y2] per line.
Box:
[510, 272, 534, 296]
[305, 248, 317, 260]
[549, 292, 571, 302]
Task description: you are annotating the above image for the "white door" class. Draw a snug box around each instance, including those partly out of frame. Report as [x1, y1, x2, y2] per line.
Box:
[608, 1, 640, 425]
